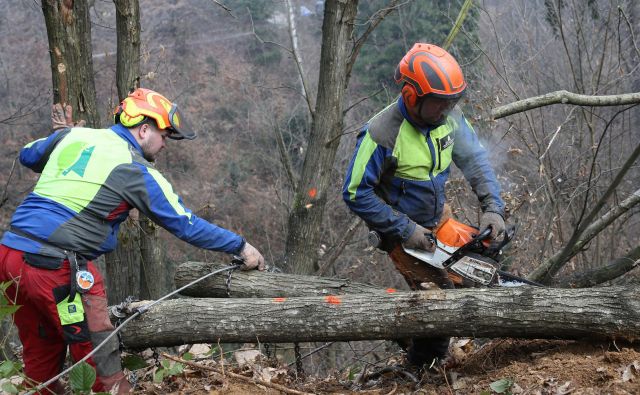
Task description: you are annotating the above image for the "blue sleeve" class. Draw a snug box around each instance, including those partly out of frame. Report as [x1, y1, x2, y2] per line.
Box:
[451, 113, 505, 217]
[342, 130, 415, 241]
[20, 129, 71, 173]
[126, 163, 245, 254]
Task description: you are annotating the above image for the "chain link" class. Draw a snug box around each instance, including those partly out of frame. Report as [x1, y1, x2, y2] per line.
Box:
[129, 370, 138, 390]
[225, 267, 236, 297]
[152, 348, 160, 367]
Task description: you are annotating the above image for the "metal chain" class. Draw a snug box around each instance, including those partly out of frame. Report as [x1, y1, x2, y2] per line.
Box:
[225, 266, 237, 297]
[152, 348, 160, 367]
[294, 342, 304, 377]
[129, 370, 138, 390]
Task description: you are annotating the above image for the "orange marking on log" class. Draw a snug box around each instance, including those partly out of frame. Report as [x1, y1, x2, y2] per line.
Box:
[273, 297, 286, 303]
[308, 187, 317, 199]
[386, 288, 397, 293]
[325, 295, 341, 305]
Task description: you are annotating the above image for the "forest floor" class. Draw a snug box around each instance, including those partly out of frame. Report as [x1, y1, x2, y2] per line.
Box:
[132, 339, 640, 395]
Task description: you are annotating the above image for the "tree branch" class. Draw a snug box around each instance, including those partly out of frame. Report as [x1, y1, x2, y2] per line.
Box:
[491, 90, 640, 119]
[317, 216, 362, 276]
[272, 119, 298, 192]
[561, 245, 640, 288]
[346, 0, 405, 83]
[285, 0, 314, 117]
[529, 188, 640, 282]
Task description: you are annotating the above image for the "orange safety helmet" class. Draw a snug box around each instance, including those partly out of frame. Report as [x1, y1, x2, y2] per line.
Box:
[113, 88, 196, 140]
[394, 43, 467, 107]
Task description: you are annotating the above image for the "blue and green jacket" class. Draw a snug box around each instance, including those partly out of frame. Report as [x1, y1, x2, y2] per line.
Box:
[343, 97, 504, 242]
[1, 124, 244, 259]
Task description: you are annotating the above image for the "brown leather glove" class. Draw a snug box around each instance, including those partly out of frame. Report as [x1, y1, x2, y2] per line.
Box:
[52, 103, 86, 131]
[404, 223, 435, 252]
[239, 242, 265, 271]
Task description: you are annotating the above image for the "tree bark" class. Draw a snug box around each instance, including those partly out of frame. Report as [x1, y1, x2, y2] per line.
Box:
[174, 262, 385, 298]
[284, 0, 359, 274]
[117, 286, 640, 349]
[103, 218, 141, 305]
[139, 218, 167, 299]
[42, 0, 100, 126]
[114, 0, 141, 99]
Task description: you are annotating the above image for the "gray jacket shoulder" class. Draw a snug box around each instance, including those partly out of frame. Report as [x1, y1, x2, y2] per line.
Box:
[367, 100, 405, 149]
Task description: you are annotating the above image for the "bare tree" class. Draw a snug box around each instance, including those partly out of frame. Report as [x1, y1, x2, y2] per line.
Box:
[283, 0, 402, 275]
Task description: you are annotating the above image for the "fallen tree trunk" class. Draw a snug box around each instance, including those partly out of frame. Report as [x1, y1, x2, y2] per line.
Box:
[117, 286, 640, 349]
[174, 262, 385, 298]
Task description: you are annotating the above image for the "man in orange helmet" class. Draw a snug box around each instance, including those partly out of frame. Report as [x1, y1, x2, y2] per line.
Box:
[0, 88, 265, 393]
[343, 43, 505, 368]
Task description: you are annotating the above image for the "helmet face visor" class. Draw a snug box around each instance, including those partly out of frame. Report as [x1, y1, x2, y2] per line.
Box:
[167, 104, 196, 140]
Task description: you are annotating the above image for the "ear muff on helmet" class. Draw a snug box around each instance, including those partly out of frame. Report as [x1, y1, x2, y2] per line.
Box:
[395, 43, 467, 103]
[113, 88, 197, 140]
[401, 84, 418, 107]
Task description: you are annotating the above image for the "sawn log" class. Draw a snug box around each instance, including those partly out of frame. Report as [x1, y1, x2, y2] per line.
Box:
[118, 286, 640, 349]
[174, 262, 385, 298]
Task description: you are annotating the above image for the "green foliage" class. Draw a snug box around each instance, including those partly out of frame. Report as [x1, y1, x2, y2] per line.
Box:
[489, 378, 514, 394]
[122, 354, 149, 371]
[1, 381, 18, 394]
[353, 0, 480, 105]
[69, 361, 96, 394]
[0, 361, 21, 378]
[153, 359, 184, 383]
[181, 352, 193, 361]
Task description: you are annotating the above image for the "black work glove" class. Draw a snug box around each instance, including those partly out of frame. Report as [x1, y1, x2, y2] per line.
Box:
[404, 223, 435, 252]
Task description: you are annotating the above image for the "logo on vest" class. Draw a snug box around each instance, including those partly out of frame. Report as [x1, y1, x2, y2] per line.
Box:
[68, 304, 77, 314]
[438, 134, 454, 151]
[59, 143, 96, 177]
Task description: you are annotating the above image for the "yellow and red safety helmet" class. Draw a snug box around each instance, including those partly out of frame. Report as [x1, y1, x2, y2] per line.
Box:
[114, 88, 196, 140]
[394, 43, 467, 105]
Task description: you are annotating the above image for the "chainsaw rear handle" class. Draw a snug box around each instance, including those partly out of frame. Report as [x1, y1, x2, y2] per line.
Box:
[476, 226, 492, 241]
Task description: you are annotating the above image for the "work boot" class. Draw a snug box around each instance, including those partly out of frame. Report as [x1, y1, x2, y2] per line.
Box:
[406, 337, 450, 369]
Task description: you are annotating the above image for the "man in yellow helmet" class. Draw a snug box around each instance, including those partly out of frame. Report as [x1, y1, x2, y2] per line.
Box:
[343, 44, 505, 369]
[0, 88, 264, 393]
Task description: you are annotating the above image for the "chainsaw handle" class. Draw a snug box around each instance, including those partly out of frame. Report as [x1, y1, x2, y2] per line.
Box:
[475, 226, 493, 241]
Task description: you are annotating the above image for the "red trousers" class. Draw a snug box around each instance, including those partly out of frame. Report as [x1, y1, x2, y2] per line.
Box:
[0, 245, 130, 394]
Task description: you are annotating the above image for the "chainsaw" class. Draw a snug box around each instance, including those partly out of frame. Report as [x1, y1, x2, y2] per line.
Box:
[369, 218, 541, 288]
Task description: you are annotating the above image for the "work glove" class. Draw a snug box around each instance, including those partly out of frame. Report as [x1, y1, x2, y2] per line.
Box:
[404, 223, 435, 252]
[480, 212, 505, 241]
[51, 103, 86, 131]
[239, 242, 265, 271]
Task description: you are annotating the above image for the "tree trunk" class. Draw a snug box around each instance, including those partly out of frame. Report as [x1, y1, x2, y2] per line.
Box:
[114, 0, 141, 99]
[174, 262, 385, 298]
[117, 286, 640, 349]
[103, 218, 141, 305]
[139, 218, 167, 299]
[106, 0, 144, 305]
[42, 0, 100, 126]
[284, 0, 359, 274]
